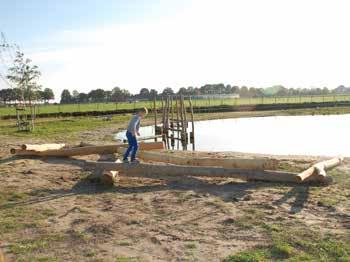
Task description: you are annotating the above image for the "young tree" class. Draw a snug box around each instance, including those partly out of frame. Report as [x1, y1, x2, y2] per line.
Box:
[6, 51, 41, 104]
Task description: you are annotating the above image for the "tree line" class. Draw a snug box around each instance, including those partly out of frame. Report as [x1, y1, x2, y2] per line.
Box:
[1, 50, 350, 105]
[59, 84, 350, 104]
[0, 87, 54, 104]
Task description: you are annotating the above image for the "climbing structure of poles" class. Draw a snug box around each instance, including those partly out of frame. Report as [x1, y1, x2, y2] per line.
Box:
[154, 95, 195, 151]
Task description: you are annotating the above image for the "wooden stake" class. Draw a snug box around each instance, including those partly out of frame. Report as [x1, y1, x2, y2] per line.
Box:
[175, 97, 180, 150]
[153, 95, 157, 142]
[189, 96, 195, 151]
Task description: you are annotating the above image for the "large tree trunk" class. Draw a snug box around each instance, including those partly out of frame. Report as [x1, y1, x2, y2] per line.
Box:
[116, 148, 278, 170]
[12, 142, 164, 157]
[90, 161, 326, 183]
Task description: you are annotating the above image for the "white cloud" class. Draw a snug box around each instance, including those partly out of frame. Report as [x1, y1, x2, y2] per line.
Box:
[28, 0, 350, 99]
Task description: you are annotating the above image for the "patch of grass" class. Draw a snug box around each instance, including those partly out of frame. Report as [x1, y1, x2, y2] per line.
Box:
[185, 242, 197, 249]
[227, 217, 350, 261]
[0, 114, 130, 139]
[83, 250, 96, 257]
[115, 255, 140, 262]
[116, 240, 132, 246]
[9, 234, 64, 255]
[225, 248, 269, 262]
[0, 205, 56, 234]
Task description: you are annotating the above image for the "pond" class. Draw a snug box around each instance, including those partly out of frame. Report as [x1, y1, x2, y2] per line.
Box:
[115, 114, 350, 157]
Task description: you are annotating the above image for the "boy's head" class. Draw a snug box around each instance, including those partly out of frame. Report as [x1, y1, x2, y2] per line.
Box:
[137, 107, 148, 118]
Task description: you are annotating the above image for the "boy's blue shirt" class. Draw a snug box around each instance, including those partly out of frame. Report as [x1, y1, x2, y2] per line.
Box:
[126, 115, 141, 136]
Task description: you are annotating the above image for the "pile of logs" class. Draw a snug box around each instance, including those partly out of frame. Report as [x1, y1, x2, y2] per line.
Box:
[10, 143, 343, 185]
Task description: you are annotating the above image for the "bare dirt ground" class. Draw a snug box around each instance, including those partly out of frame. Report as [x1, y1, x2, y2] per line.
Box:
[0, 129, 349, 261]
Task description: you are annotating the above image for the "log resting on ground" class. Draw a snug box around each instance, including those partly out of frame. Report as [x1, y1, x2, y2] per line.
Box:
[11, 142, 164, 157]
[296, 157, 343, 182]
[21, 143, 66, 151]
[89, 161, 330, 183]
[116, 148, 278, 170]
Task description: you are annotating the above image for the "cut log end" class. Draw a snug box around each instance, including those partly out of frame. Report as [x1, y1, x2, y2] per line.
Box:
[101, 171, 120, 185]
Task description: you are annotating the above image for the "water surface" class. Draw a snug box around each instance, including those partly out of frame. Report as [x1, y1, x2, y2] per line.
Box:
[115, 114, 350, 157]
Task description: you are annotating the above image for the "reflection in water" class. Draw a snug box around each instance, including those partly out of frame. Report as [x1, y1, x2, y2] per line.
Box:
[115, 114, 350, 156]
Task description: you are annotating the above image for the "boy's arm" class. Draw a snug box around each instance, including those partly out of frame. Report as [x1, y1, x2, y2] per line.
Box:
[135, 119, 140, 136]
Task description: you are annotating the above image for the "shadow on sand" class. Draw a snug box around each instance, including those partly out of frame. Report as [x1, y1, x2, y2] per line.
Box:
[0, 155, 314, 215]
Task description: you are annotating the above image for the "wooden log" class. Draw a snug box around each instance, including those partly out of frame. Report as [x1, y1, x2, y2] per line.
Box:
[296, 157, 343, 182]
[153, 95, 157, 142]
[12, 142, 165, 157]
[189, 97, 195, 150]
[116, 148, 278, 170]
[101, 159, 121, 185]
[20, 143, 66, 151]
[90, 161, 305, 183]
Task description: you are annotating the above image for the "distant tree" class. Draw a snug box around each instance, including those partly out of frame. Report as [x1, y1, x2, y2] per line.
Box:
[322, 87, 329, 95]
[239, 86, 249, 97]
[7, 51, 41, 104]
[149, 89, 158, 98]
[139, 88, 150, 99]
[111, 87, 123, 101]
[71, 90, 79, 102]
[186, 86, 195, 95]
[105, 90, 112, 102]
[231, 86, 240, 94]
[60, 89, 72, 104]
[177, 87, 187, 95]
[42, 88, 54, 103]
[276, 86, 288, 96]
[120, 89, 131, 101]
[162, 87, 174, 96]
[77, 92, 88, 103]
[88, 89, 106, 102]
[0, 88, 19, 104]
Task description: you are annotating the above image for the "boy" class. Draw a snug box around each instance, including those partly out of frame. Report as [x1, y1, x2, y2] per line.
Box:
[123, 107, 148, 163]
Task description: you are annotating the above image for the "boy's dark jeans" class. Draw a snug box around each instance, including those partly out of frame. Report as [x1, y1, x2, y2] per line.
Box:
[123, 131, 138, 161]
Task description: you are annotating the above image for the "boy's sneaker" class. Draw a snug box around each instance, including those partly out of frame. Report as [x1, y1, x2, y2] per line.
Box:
[122, 159, 129, 164]
[130, 159, 140, 164]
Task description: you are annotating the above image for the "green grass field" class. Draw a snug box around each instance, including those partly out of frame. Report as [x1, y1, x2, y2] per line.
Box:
[1, 94, 350, 117]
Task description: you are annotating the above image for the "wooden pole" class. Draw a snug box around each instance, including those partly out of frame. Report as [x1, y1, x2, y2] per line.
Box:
[175, 96, 180, 150]
[153, 95, 157, 142]
[90, 161, 315, 183]
[179, 95, 185, 150]
[170, 96, 175, 149]
[161, 97, 166, 145]
[189, 96, 195, 151]
[183, 96, 188, 149]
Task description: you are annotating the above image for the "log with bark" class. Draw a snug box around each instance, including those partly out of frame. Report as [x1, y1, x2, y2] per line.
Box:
[21, 143, 66, 151]
[296, 157, 343, 182]
[89, 161, 327, 183]
[116, 148, 278, 170]
[11, 142, 165, 157]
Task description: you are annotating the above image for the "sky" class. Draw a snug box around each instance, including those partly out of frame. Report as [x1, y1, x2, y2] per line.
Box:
[1, 0, 350, 99]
